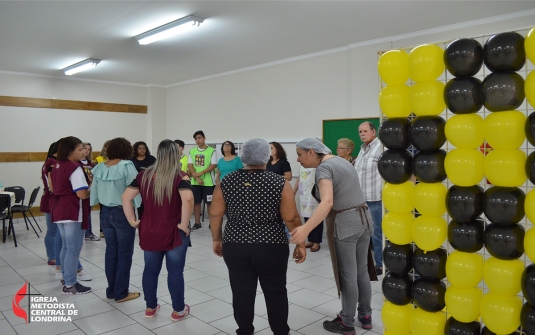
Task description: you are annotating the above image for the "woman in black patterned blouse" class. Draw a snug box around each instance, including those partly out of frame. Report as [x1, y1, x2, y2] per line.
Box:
[210, 138, 306, 335]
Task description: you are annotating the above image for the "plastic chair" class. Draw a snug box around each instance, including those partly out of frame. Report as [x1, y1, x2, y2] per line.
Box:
[4, 186, 28, 230]
[0, 194, 17, 247]
[11, 186, 42, 236]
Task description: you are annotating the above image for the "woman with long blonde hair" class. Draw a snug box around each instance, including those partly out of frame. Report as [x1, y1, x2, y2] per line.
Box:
[122, 139, 193, 321]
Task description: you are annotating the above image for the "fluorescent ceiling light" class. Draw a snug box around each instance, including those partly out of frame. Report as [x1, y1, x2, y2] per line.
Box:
[135, 15, 205, 45]
[63, 58, 101, 75]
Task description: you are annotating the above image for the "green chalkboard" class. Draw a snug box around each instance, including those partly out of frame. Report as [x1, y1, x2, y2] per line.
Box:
[322, 118, 381, 156]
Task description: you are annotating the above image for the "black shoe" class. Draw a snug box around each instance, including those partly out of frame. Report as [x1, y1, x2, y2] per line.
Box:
[358, 315, 372, 330]
[323, 316, 355, 335]
[375, 266, 383, 275]
[63, 282, 91, 295]
[190, 223, 202, 231]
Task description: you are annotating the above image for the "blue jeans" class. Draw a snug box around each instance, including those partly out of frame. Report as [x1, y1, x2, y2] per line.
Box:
[85, 214, 93, 237]
[100, 205, 136, 300]
[367, 201, 383, 268]
[44, 213, 57, 261]
[55, 226, 83, 271]
[143, 231, 190, 312]
[57, 222, 86, 286]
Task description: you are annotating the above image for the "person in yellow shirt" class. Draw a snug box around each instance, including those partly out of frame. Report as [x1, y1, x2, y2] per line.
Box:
[94, 140, 111, 164]
[174, 140, 189, 174]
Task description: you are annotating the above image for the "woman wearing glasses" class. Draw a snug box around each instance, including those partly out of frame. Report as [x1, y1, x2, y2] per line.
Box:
[336, 138, 355, 166]
[216, 141, 243, 185]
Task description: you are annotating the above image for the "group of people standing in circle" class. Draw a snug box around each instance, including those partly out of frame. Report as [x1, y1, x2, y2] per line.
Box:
[38, 124, 380, 335]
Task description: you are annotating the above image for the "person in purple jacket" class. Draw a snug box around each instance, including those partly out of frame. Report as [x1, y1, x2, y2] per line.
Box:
[49, 136, 91, 295]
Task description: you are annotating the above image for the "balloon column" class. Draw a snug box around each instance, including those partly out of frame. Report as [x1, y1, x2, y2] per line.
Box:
[377, 26, 535, 335]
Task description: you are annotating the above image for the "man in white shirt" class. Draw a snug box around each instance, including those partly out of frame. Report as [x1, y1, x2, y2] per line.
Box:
[354, 122, 384, 275]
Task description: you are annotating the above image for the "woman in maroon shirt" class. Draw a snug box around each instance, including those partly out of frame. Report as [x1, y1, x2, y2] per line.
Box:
[41, 141, 58, 265]
[122, 139, 193, 321]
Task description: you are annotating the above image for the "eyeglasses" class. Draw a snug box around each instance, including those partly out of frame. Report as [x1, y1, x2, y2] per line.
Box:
[223, 144, 232, 147]
[336, 147, 349, 150]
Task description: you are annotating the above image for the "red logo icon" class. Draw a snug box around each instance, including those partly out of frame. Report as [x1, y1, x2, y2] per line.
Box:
[12, 282, 28, 324]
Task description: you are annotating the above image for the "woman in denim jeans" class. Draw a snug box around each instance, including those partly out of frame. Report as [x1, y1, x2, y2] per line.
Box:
[90, 137, 141, 303]
[122, 140, 193, 322]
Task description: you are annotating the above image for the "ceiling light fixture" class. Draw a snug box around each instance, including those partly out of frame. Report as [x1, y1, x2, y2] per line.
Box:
[63, 58, 101, 75]
[135, 15, 205, 45]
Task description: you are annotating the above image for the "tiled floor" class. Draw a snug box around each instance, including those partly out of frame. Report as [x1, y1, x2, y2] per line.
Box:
[0, 213, 385, 335]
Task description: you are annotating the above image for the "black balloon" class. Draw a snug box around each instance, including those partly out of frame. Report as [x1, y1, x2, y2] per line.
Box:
[377, 150, 412, 184]
[484, 186, 525, 225]
[527, 112, 535, 146]
[378, 118, 410, 150]
[484, 223, 525, 260]
[448, 220, 484, 253]
[445, 317, 481, 335]
[409, 116, 446, 151]
[444, 38, 483, 77]
[383, 242, 413, 276]
[483, 32, 526, 72]
[444, 77, 484, 114]
[413, 248, 447, 280]
[382, 273, 412, 305]
[528, 152, 535, 185]
[523, 265, 535, 306]
[521, 303, 535, 335]
[482, 72, 525, 112]
[481, 326, 515, 335]
[411, 278, 446, 312]
[446, 185, 484, 223]
[412, 150, 447, 183]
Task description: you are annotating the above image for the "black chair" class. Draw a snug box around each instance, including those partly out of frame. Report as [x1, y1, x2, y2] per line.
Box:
[6, 186, 40, 237]
[0, 194, 17, 247]
[11, 186, 42, 236]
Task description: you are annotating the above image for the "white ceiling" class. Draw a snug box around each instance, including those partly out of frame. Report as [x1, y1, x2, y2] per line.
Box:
[1, 1, 534, 86]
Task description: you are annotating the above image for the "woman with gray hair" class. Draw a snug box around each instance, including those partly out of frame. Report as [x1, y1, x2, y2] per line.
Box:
[210, 138, 306, 335]
[291, 137, 375, 333]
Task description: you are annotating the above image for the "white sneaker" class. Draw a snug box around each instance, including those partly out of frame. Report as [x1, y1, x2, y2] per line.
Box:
[55, 267, 62, 276]
[77, 269, 92, 281]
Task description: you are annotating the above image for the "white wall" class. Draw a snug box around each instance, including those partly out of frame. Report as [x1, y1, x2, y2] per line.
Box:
[0, 73, 149, 197]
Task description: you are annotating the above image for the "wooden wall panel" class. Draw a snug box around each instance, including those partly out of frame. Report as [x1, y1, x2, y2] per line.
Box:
[0, 152, 29, 162]
[0, 95, 147, 114]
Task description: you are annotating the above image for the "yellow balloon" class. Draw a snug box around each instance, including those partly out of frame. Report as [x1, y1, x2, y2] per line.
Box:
[483, 257, 524, 296]
[410, 308, 446, 335]
[409, 44, 445, 83]
[444, 148, 485, 186]
[384, 330, 410, 335]
[526, 227, 535, 263]
[412, 215, 447, 251]
[445, 114, 484, 149]
[444, 286, 482, 323]
[382, 301, 414, 334]
[484, 149, 527, 187]
[413, 182, 447, 216]
[383, 181, 414, 214]
[383, 212, 414, 245]
[526, 189, 535, 225]
[526, 27, 535, 66]
[379, 85, 412, 118]
[446, 251, 483, 288]
[480, 292, 522, 335]
[484, 110, 526, 149]
[378, 50, 410, 85]
[410, 81, 446, 116]
[526, 71, 535, 109]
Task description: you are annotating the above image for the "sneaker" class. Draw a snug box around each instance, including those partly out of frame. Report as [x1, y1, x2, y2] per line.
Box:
[358, 315, 373, 330]
[63, 282, 91, 295]
[47, 260, 56, 266]
[323, 316, 355, 335]
[77, 269, 92, 281]
[170, 304, 190, 322]
[55, 267, 62, 276]
[60, 279, 65, 286]
[100, 232, 105, 238]
[145, 304, 160, 318]
[85, 233, 101, 241]
[190, 223, 202, 231]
